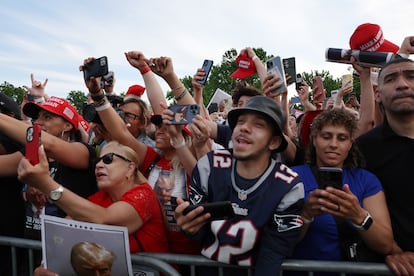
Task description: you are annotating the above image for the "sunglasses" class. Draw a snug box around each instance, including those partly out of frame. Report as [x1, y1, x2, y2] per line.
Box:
[97, 152, 131, 165]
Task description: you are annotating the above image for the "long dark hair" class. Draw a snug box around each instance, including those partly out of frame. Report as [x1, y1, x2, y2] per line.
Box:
[305, 109, 365, 169]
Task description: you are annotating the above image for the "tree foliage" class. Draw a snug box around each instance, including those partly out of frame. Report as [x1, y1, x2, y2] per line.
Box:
[66, 90, 88, 114]
[0, 81, 26, 105]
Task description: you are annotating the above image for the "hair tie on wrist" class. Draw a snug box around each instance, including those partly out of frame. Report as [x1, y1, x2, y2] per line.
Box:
[139, 66, 151, 75]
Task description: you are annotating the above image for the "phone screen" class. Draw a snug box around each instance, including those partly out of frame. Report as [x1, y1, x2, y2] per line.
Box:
[283, 57, 296, 86]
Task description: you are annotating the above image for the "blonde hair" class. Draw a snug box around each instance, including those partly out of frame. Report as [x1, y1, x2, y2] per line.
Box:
[101, 141, 141, 179]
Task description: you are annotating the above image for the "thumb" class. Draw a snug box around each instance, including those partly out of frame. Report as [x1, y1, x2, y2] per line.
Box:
[38, 145, 48, 164]
[342, 184, 351, 193]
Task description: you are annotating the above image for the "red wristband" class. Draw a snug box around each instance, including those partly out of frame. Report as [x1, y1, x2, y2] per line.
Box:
[139, 66, 151, 75]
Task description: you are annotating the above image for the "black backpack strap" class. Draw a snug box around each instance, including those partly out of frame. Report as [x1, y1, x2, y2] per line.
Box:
[144, 155, 162, 177]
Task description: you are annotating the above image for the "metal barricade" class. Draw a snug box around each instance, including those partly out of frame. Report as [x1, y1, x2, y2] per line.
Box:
[0, 236, 394, 276]
[138, 253, 394, 276]
[0, 236, 178, 276]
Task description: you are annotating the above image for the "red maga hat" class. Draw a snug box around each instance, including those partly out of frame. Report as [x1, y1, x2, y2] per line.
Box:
[230, 52, 257, 79]
[23, 96, 79, 130]
[349, 23, 399, 53]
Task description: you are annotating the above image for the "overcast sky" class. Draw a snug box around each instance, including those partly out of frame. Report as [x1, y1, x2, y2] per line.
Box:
[1, 0, 413, 102]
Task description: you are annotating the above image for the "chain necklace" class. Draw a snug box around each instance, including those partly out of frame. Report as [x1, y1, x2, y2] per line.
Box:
[231, 158, 276, 201]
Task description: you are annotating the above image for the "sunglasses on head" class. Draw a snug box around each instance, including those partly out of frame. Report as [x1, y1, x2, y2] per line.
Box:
[97, 152, 131, 165]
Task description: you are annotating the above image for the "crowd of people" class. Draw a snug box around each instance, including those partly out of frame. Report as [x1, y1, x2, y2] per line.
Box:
[0, 22, 414, 276]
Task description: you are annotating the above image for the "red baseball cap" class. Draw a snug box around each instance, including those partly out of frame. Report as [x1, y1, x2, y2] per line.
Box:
[23, 96, 79, 130]
[230, 52, 257, 79]
[78, 115, 90, 133]
[124, 84, 145, 101]
[349, 23, 399, 53]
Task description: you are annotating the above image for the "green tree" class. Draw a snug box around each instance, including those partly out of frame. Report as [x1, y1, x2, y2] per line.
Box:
[0, 81, 26, 105]
[66, 90, 88, 114]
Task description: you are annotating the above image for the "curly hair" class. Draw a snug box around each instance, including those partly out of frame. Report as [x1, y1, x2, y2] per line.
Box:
[231, 83, 263, 106]
[304, 108, 365, 168]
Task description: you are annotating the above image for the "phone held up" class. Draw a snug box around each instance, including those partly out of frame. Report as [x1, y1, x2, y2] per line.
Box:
[296, 73, 304, 90]
[266, 56, 287, 95]
[83, 56, 109, 80]
[317, 167, 343, 190]
[282, 57, 296, 86]
[197, 59, 214, 85]
[25, 124, 42, 165]
[169, 104, 200, 125]
[183, 201, 235, 221]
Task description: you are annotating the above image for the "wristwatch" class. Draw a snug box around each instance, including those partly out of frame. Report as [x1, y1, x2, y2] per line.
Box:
[49, 185, 64, 202]
[352, 212, 373, 231]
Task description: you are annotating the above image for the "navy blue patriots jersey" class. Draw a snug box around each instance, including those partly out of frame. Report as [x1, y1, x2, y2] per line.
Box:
[190, 149, 304, 275]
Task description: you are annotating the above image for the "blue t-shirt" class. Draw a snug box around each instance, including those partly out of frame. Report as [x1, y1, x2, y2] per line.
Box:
[290, 164, 382, 261]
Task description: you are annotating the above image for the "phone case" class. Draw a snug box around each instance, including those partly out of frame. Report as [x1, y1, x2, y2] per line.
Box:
[197, 59, 214, 85]
[83, 56, 109, 80]
[25, 124, 42, 165]
[282, 57, 296, 86]
[266, 56, 287, 95]
[169, 104, 200, 125]
[183, 201, 235, 221]
[312, 76, 326, 104]
[317, 167, 343, 189]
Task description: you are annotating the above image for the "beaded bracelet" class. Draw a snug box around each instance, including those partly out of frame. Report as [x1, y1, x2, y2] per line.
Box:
[175, 89, 187, 101]
[91, 93, 105, 102]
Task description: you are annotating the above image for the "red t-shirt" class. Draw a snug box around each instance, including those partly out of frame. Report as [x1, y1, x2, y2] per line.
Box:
[88, 183, 169, 253]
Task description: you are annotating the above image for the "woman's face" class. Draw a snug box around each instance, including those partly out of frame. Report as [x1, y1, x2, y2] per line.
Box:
[154, 124, 172, 151]
[34, 110, 70, 137]
[313, 124, 353, 168]
[95, 145, 132, 190]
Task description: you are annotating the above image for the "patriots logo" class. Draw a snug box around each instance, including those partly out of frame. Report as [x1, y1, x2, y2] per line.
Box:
[190, 186, 203, 204]
[274, 214, 303, 232]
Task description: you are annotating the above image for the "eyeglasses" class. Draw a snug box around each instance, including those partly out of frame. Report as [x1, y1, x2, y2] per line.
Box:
[97, 153, 132, 165]
[124, 112, 140, 121]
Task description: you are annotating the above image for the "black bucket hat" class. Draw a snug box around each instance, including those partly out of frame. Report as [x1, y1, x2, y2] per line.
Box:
[227, 95, 287, 152]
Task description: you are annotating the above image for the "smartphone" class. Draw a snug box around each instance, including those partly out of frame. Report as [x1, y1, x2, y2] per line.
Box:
[208, 102, 218, 114]
[197, 59, 214, 85]
[169, 104, 200, 125]
[83, 56, 109, 80]
[266, 56, 287, 95]
[312, 76, 326, 105]
[317, 167, 343, 189]
[25, 124, 42, 165]
[183, 201, 235, 221]
[296, 73, 304, 90]
[282, 57, 296, 86]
